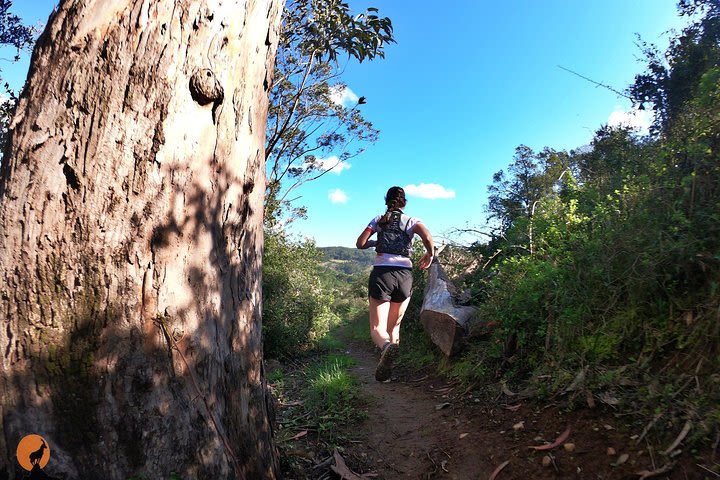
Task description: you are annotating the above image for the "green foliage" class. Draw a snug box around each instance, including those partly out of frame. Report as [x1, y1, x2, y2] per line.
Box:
[396, 317, 437, 370]
[284, 0, 394, 63]
[346, 308, 371, 343]
[306, 354, 356, 406]
[303, 354, 365, 439]
[318, 245, 375, 264]
[265, 0, 394, 225]
[486, 145, 573, 238]
[630, 0, 720, 131]
[0, 0, 35, 60]
[262, 230, 342, 358]
[0, 0, 38, 149]
[273, 353, 365, 454]
[442, 1, 720, 447]
[318, 246, 374, 278]
[392, 242, 440, 369]
[262, 233, 368, 358]
[267, 368, 285, 384]
[479, 113, 719, 371]
[442, 343, 491, 386]
[317, 329, 344, 351]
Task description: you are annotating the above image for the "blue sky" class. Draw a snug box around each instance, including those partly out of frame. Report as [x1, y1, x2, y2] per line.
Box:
[3, 1, 689, 247]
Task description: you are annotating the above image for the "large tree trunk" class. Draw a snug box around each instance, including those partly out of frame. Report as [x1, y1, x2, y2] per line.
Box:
[0, 0, 283, 478]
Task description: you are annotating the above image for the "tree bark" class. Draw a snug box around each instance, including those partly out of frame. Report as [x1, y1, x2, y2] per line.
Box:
[0, 0, 283, 478]
[420, 259, 478, 356]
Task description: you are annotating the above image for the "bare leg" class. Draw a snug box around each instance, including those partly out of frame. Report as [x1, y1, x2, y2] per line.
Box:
[368, 296, 391, 349]
[387, 297, 411, 344]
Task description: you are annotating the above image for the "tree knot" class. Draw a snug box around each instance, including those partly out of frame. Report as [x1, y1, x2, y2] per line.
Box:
[189, 68, 224, 105]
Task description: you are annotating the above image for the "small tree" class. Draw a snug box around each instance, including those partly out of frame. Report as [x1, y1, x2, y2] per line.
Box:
[265, 0, 394, 226]
[485, 145, 574, 256]
[487, 145, 546, 234]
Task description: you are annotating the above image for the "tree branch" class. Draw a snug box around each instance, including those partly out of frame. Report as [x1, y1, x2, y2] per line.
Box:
[557, 65, 632, 100]
[266, 50, 316, 159]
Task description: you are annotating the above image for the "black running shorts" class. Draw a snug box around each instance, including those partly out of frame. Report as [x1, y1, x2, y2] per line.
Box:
[368, 266, 413, 302]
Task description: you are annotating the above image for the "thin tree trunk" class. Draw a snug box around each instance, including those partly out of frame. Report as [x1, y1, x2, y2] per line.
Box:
[0, 0, 283, 478]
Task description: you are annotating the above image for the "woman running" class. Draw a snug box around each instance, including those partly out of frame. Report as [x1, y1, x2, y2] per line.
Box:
[356, 186, 434, 381]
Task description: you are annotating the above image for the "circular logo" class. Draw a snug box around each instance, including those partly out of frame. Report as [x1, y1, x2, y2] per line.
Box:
[16, 434, 50, 471]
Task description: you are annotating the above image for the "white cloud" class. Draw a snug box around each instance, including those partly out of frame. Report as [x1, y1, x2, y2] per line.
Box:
[403, 183, 456, 200]
[329, 85, 359, 107]
[607, 105, 653, 133]
[305, 155, 351, 174]
[328, 188, 349, 204]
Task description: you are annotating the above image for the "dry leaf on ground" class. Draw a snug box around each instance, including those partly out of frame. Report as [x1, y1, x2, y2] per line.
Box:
[488, 460, 509, 480]
[529, 427, 571, 451]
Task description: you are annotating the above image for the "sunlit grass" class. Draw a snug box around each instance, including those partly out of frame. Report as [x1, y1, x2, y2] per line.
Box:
[274, 352, 365, 452]
[304, 354, 365, 440]
[307, 354, 356, 405]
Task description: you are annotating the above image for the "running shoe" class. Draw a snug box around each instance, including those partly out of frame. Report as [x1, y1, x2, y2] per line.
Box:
[375, 343, 399, 382]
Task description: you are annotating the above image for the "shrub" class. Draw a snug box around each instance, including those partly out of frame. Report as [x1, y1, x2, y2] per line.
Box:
[262, 231, 340, 358]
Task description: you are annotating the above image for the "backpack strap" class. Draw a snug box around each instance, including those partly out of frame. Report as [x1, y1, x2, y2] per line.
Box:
[393, 211, 410, 234]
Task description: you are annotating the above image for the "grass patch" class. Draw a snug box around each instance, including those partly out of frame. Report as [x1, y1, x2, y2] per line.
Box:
[306, 354, 357, 409]
[318, 330, 344, 351]
[319, 301, 368, 350]
[271, 352, 366, 476]
[304, 354, 365, 441]
[347, 310, 370, 343]
[442, 344, 491, 386]
[267, 367, 284, 384]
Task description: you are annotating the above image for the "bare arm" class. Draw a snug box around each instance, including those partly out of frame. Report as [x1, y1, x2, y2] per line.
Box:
[413, 223, 434, 269]
[356, 227, 376, 249]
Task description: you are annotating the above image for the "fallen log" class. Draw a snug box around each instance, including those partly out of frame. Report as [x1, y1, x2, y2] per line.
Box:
[420, 257, 479, 356]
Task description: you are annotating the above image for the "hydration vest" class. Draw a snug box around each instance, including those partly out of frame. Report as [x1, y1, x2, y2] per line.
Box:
[376, 211, 412, 257]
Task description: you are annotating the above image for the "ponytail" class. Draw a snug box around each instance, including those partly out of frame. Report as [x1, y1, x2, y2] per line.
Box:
[378, 186, 406, 226]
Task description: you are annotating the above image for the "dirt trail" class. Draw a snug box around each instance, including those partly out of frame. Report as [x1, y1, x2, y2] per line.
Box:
[346, 341, 496, 479]
[341, 340, 701, 480]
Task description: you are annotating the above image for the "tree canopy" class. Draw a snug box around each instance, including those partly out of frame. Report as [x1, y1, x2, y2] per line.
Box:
[265, 0, 394, 226]
[0, 0, 37, 149]
[0, 0, 34, 59]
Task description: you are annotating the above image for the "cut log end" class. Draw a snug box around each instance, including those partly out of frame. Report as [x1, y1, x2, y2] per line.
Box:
[420, 310, 465, 356]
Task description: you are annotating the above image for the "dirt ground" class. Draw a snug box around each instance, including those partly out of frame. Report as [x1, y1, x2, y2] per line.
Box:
[328, 340, 714, 480]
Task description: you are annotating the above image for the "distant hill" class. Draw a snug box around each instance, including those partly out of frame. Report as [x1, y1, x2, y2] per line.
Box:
[318, 246, 374, 277]
[319, 246, 375, 263]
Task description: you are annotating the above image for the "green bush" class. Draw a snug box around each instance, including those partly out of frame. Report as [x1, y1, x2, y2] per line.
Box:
[262, 231, 341, 358]
[428, 3, 720, 448]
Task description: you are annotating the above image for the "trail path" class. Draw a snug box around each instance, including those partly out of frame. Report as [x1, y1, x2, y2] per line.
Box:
[340, 340, 697, 480]
[345, 340, 498, 479]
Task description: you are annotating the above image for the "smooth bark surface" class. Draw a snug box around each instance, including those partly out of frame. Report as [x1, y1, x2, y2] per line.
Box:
[0, 0, 282, 478]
